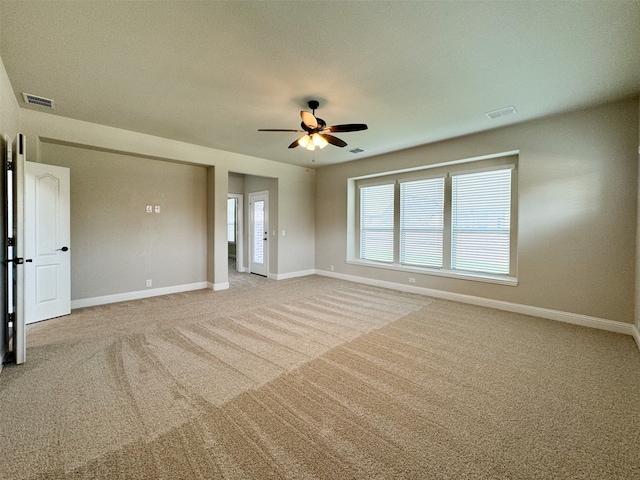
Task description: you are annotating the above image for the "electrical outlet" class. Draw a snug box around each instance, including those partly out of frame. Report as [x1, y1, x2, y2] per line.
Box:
[408, 277, 416, 284]
[154, 206, 161, 213]
[146, 205, 153, 213]
[146, 279, 152, 288]
[330, 265, 334, 271]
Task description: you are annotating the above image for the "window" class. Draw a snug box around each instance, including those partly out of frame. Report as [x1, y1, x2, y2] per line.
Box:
[354, 156, 517, 283]
[400, 177, 444, 268]
[451, 169, 511, 274]
[360, 183, 394, 262]
[227, 197, 236, 242]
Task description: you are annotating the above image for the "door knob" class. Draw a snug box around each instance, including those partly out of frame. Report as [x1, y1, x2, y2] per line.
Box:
[57, 246, 69, 252]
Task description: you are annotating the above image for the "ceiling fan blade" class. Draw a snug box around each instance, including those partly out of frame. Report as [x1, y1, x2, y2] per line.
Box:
[326, 123, 368, 133]
[288, 135, 307, 148]
[300, 111, 318, 129]
[258, 129, 304, 132]
[322, 134, 348, 148]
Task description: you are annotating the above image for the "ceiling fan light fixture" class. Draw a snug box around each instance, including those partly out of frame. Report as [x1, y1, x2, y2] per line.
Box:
[298, 135, 313, 148]
[312, 133, 328, 149]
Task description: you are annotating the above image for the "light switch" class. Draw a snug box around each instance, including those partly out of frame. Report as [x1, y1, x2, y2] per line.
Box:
[282, 230, 286, 236]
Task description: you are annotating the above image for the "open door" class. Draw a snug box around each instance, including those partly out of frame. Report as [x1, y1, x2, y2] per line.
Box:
[249, 191, 268, 277]
[24, 161, 71, 324]
[1, 135, 10, 366]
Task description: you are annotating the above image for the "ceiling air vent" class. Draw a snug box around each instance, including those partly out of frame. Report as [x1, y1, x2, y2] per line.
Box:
[485, 105, 516, 120]
[22, 93, 55, 109]
[349, 148, 364, 154]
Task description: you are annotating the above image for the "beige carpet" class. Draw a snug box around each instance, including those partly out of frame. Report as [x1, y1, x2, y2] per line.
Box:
[1, 273, 639, 479]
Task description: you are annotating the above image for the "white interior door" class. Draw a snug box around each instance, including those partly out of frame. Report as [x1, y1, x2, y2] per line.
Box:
[25, 161, 71, 324]
[249, 191, 268, 277]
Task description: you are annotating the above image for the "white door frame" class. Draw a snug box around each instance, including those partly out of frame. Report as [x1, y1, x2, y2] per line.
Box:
[13, 134, 26, 364]
[2, 134, 14, 366]
[228, 193, 244, 272]
[249, 190, 269, 277]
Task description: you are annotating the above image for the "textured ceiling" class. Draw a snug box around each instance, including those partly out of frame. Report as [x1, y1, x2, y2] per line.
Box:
[1, 1, 639, 168]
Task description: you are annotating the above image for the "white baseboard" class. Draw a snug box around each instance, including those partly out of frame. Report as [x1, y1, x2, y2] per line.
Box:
[315, 269, 638, 343]
[272, 269, 316, 281]
[632, 324, 640, 351]
[71, 282, 209, 309]
[211, 281, 229, 291]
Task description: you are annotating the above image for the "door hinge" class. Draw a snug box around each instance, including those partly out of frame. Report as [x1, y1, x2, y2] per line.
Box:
[8, 237, 15, 246]
[8, 257, 31, 264]
[6, 160, 13, 171]
[8, 312, 15, 323]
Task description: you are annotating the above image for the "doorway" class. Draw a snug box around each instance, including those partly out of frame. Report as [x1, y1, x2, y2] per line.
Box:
[249, 191, 269, 277]
[227, 194, 243, 274]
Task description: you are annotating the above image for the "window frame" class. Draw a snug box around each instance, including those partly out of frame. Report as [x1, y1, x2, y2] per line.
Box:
[350, 153, 518, 286]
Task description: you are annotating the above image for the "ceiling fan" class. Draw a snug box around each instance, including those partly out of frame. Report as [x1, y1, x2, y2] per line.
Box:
[258, 100, 368, 150]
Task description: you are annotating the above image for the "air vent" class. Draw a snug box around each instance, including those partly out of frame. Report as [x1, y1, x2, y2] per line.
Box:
[349, 148, 364, 154]
[485, 105, 516, 120]
[22, 93, 55, 109]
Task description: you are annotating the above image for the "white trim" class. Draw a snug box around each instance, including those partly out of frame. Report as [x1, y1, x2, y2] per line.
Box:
[71, 282, 208, 309]
[346, 259, 517, 286]
[212, 282, 229, 291]
[351, 150, 520, 181]
[632, 324, 640, 351]
[315, 269, 637, 339]
[273, 269, 316, 281]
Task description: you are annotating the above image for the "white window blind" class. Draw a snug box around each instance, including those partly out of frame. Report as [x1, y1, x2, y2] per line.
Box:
[451, 169, 512, 274]
[400, 177, 444, 267]
[360, 183, 394, 262]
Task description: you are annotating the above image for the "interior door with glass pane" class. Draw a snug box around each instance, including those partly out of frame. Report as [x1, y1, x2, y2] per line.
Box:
[249, 191, 268, 276]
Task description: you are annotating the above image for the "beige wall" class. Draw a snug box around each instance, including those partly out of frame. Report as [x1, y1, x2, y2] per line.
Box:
[637, 102, 640, 332]
[229, 172, 314, 277]
[41, 142, 207, 299]
[18, 108, 315, 302]
[0, 55, 19, 138]
[316, 98, 639, 324]
[229, 172, 245, 195]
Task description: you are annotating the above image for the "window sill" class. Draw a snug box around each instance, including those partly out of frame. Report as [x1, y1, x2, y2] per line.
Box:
[346, 259, 518, 286]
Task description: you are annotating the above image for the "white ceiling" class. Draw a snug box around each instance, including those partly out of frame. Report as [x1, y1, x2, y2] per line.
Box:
[1, 1, 639, 168]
